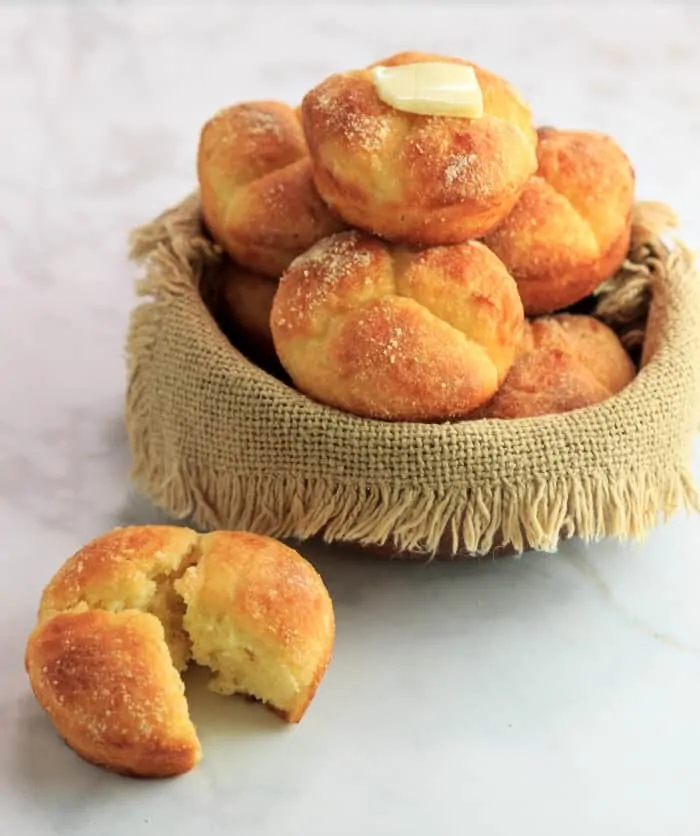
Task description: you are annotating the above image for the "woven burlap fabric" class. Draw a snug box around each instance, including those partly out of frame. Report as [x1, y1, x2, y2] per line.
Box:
[125, 193, 700, 557]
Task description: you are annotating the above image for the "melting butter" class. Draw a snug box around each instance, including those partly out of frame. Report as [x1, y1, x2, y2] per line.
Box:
[371, 62, 484, 118]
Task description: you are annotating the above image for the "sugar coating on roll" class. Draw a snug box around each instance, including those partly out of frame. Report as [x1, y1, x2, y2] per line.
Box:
[483, 127, 635, 315]
[301, 51, 537, 246]
[25, 609, 201, 778]
[198, 100, 345, 277]
[174, 531, 335, 724]
[477, 313, 636, 419]
[270, 230, 524, 421]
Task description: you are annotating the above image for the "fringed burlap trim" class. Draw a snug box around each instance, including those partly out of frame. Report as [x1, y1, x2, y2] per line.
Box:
[123, 457, 700, 557]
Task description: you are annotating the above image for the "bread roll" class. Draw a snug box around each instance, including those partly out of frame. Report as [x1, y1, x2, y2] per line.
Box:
[301, 51, 537, 245]
[483, 128, 635, 315]
[477, 314, 635, 419]
[25, 526, 335, 775]
[25, 609, 201, 778]
[270, 230, 524, 421]
[198, 101, 345, 277]
[219, 259, 278, 362]
[174, 531, 335, 724]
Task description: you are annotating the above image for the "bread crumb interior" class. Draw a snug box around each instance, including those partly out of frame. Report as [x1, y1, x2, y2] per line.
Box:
[178, 612, 300, 712]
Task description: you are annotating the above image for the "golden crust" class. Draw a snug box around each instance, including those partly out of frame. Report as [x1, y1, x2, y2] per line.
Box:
[25, 610, 201, 778]
[301, 51, 537, 246]
[219, 259, 278, 362]
[198, 101, 345, 277]
[175, 531, 335, 724]
[270, 230, 524, 421]
[483, 127, 635, 315]
[476, 314, 636, 419]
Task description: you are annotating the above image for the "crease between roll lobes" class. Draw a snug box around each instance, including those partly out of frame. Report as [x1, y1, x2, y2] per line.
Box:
[198, 49, 638, 423]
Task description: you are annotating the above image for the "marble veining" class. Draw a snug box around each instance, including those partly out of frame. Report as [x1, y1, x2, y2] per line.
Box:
[1, 3, 700, 835]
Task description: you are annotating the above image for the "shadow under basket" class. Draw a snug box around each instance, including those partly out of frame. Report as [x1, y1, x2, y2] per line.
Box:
[125, 194, 700, 559]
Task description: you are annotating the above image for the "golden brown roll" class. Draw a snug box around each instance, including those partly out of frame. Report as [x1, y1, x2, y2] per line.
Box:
[483, 127, 635, 315]
[174, 531, 335, 724]
[477, 313, 636, 419]
[25, 609, 201, 778]
[301, 51, 537, 246]
[26, 526, 335, 776]
[197, 100, 345, 277]
[219, 259, 278, 362]
[270, 230, 524, 421]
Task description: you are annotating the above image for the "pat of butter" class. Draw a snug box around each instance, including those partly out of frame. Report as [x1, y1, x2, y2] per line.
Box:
[371, 62, 484, 118]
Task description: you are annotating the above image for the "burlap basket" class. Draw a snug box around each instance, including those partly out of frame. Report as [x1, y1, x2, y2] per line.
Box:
[124, 193, 700, 558]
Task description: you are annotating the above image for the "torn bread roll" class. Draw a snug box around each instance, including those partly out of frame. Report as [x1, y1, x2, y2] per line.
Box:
[26, 526, 335, 777]
[270, 230, 524, 421]
[301, 51, 537, 246]
[483, 127, 635, 315]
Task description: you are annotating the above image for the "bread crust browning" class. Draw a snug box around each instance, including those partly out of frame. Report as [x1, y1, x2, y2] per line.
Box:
[301, 51, 537, 245]
[484, 128, 635, 315]
[198, 101, 345, 277]
[25, 610, 201, 778]
[270, 231, 524, 421]
[476, 314, 635, 419]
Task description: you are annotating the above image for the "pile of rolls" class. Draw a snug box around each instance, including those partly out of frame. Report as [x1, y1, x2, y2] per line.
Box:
[198, 51, 637, 422]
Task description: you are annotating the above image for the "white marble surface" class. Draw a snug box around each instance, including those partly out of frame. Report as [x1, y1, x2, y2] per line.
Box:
[2, 3, 700, 834]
